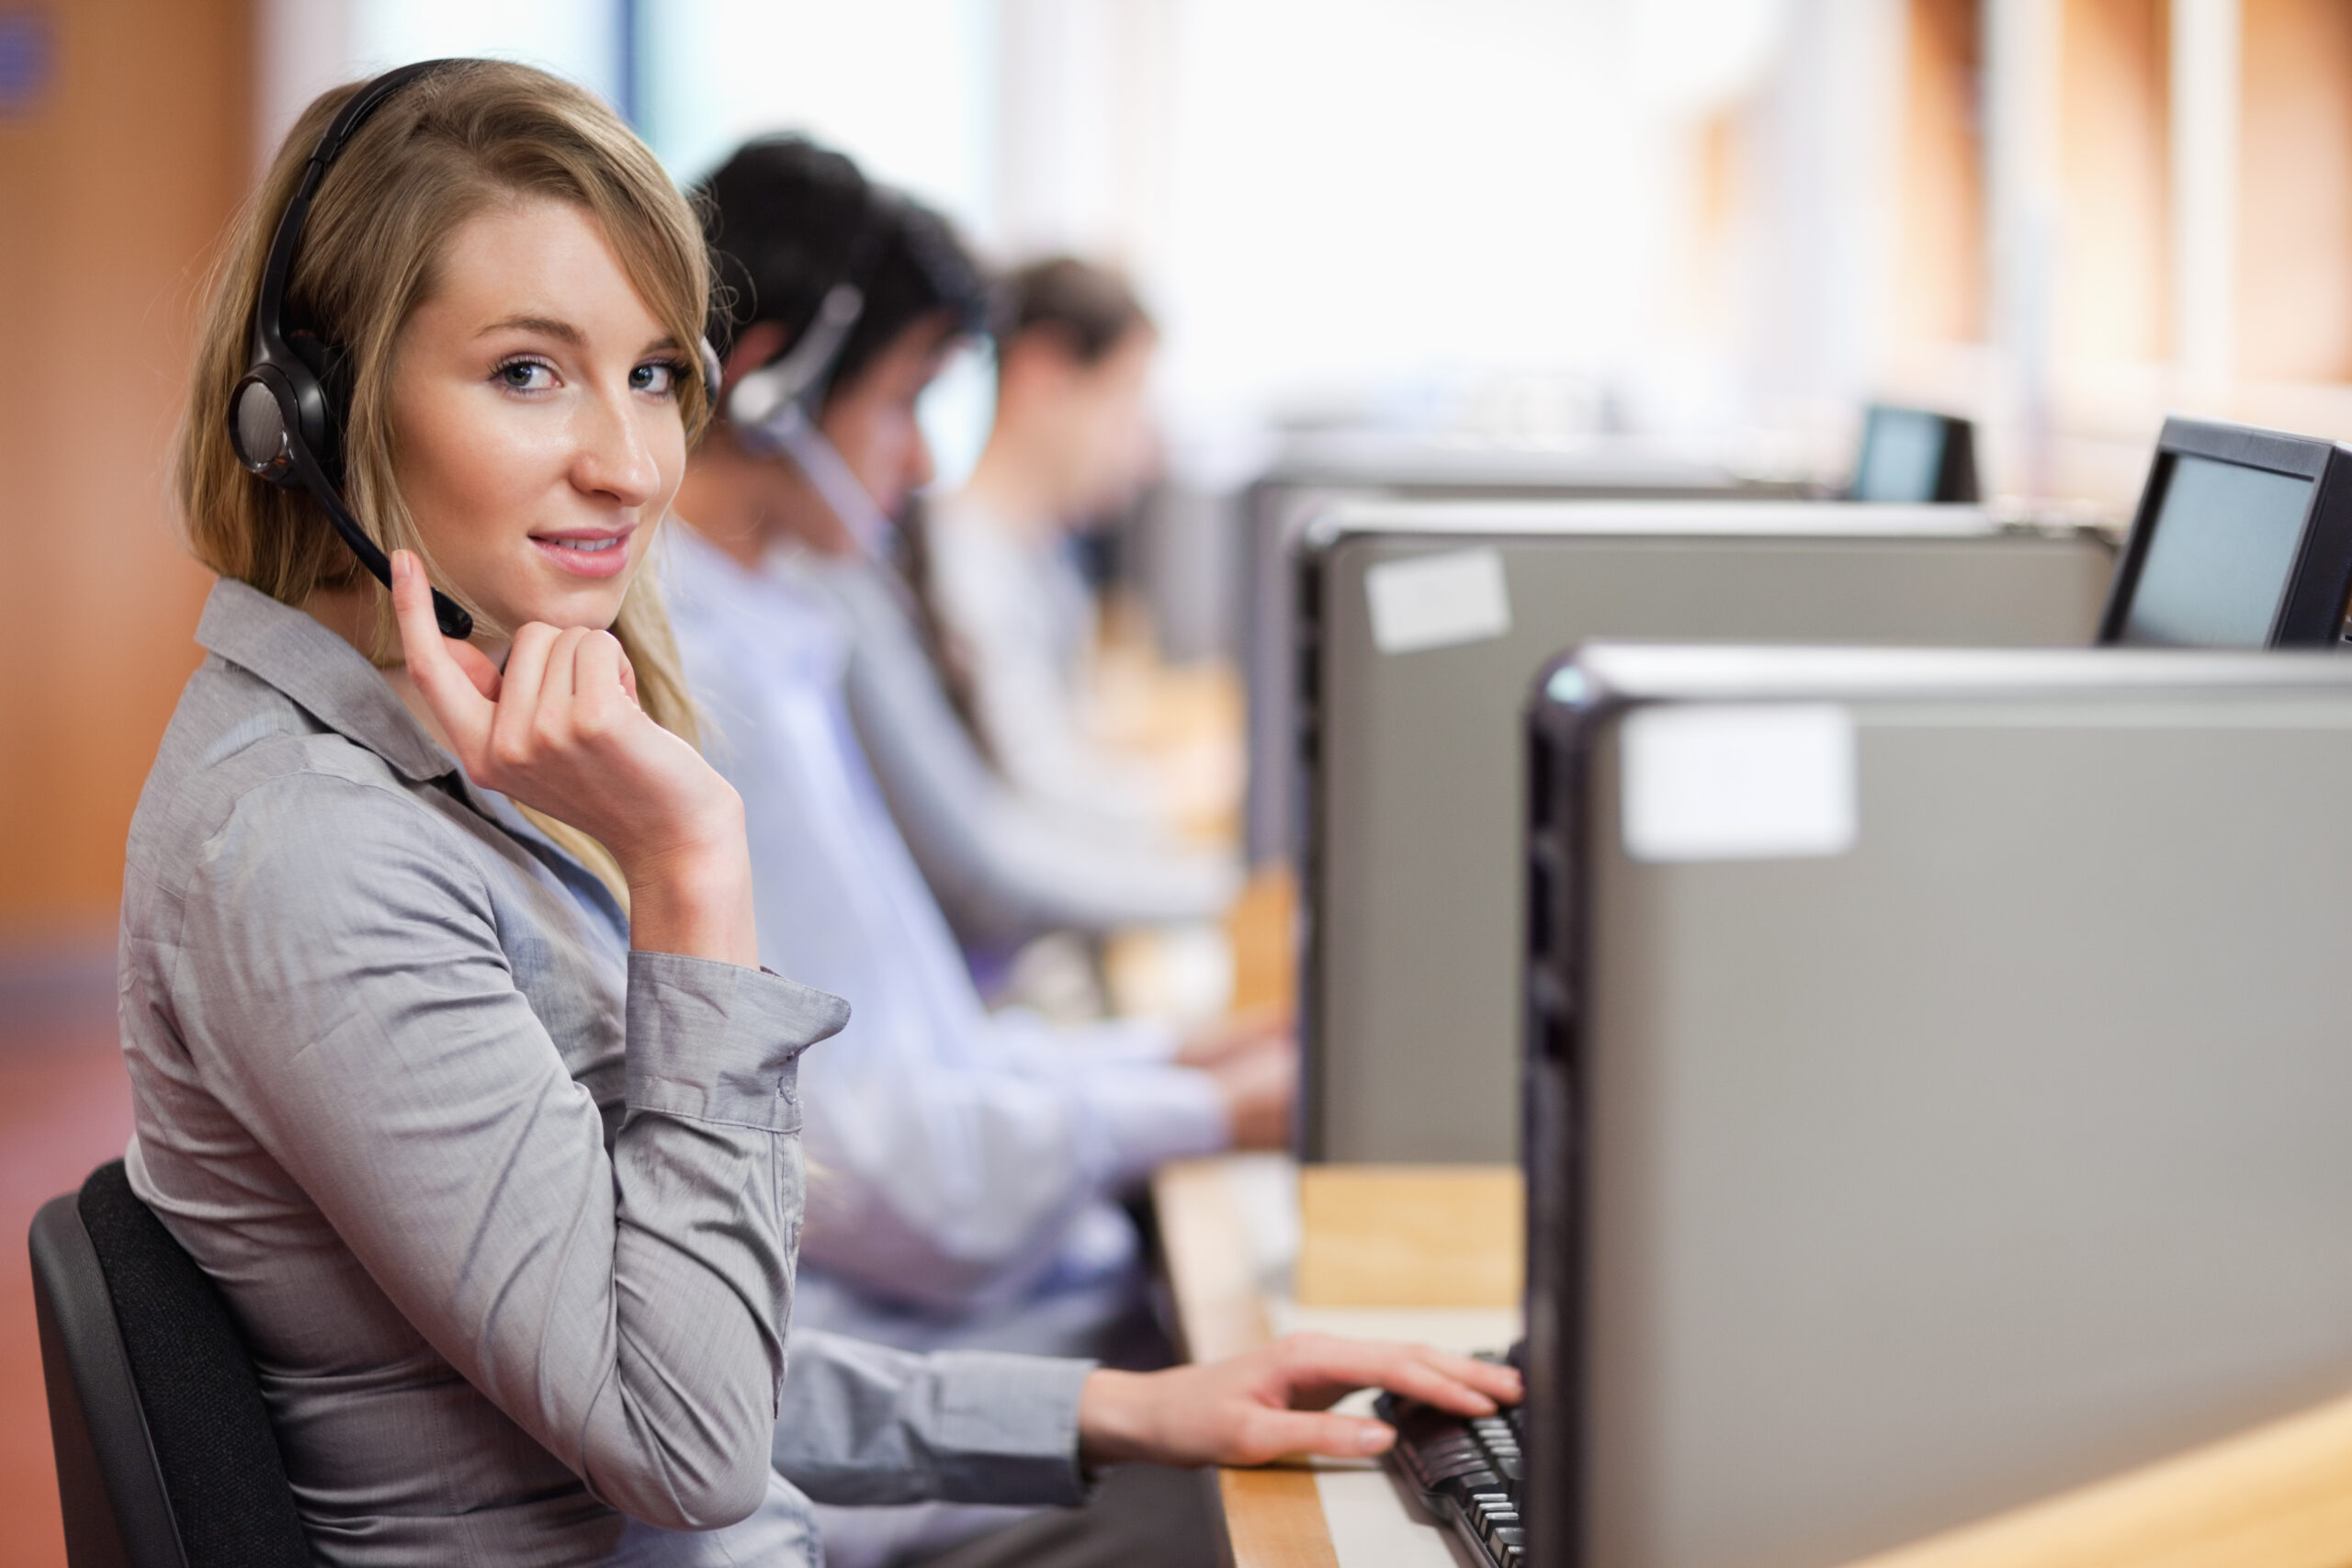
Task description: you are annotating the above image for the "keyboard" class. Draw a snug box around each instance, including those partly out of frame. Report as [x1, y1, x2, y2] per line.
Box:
[1375, 1347, 1527, 1568]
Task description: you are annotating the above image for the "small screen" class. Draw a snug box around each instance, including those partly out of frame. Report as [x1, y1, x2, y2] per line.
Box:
[2120, 455, 2314, 647]
[1852, 410, 1946, 503]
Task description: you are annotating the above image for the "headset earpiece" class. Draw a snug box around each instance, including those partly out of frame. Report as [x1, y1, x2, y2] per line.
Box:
[700, 338, 723, 407]
[227, 59, 473, 640]
[288, 331, 352, 483]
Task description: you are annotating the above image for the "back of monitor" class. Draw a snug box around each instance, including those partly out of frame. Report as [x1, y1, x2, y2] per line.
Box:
[1240, 450, 1801, 861]
[1526, 650, 2352, 1568]
[1303, 513, 2115, 1163]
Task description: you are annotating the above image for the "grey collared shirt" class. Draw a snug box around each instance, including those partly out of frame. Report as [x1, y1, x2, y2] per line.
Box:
[119, 580, 1092, 1568]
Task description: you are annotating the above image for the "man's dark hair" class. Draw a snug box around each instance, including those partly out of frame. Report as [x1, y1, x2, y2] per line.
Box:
[1000, 255, 1154, 367]
[695, 135, 990, 405]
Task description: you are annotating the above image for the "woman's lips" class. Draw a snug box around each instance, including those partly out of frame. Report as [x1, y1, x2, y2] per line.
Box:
[530, 529, 634, 580]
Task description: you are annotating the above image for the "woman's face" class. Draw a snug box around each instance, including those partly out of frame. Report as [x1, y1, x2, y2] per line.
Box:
[1062, 325, 1159, 518]
[1001, 322, 1160, 523]
[820, 312, 958, 519]
[390, 196, 689, 638]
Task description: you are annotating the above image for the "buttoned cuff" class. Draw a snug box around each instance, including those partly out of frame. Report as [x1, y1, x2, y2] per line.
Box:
[1070, 1016, 1184, 1066]
[1083, 1066, 1232, 1188]
[624, 952, 850, 1131]
[922, 1350, 1097, 1506]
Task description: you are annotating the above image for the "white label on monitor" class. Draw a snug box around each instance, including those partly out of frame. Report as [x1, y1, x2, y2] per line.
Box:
[1622, 704, 1857, 862]
[1365, 548, 1512, 654]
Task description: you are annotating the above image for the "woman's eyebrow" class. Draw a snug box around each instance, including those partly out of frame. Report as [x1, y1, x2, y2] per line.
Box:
[479, 314, 584, 344]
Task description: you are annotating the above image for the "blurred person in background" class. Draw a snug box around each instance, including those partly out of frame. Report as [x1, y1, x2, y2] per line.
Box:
[690, 176, 1238, 970]
[916, 259, 1187, 835]
[665, 136, 1295, 1565]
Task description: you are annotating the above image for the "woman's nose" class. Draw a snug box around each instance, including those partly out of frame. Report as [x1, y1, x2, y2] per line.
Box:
[906, 429, 937, 495]
[573, 387, 662, 505]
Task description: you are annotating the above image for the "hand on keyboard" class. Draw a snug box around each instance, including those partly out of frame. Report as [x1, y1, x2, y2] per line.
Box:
[1077, 1332, 1522, 1469]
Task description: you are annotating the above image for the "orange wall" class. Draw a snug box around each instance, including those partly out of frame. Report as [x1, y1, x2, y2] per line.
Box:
[2239, 0, 2352, 383]
[0, 0, 250, 939]
[2058, 0, 2169, 364]
[1898, 0, 1989, 347]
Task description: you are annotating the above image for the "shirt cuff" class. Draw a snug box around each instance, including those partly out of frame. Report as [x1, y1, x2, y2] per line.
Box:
[1080, 1066, 1232, 1188]
[624, 952, 851, 1131]
[1070, 1016, 1183, 1065]
[922, 1350, 1097, 1507]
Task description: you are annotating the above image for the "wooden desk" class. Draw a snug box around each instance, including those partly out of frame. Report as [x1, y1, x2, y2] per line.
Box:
[1157, 1156, 2352, 1568]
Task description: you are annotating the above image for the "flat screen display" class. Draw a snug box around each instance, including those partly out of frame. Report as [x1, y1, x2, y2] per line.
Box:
[1852, 410, 1946, 503]
[2120, 455, 2313, 647]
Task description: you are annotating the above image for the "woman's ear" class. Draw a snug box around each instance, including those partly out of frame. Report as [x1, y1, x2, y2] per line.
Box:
[720, 321, 794, 395]
[998, 330, 1083, 406]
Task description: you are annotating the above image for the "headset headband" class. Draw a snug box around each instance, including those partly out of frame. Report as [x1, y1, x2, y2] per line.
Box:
[725, 181, 908, 434]
[250, 60, 448, 367]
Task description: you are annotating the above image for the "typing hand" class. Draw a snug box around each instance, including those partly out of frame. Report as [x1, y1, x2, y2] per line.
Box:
[1177, 1005, 1295, 1070]
[1077, 1334, 1522, 1469]
[391, 550, 757, 965]
[1203, 1032, 1296, 1151]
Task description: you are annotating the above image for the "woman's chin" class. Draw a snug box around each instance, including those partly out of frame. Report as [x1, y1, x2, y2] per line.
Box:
[494, 582, 630, 634]
[499, 554, 640, 630]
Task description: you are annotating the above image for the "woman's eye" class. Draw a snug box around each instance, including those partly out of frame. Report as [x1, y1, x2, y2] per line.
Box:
[495, 359, 557, 392]
[632, 360, 681, 397]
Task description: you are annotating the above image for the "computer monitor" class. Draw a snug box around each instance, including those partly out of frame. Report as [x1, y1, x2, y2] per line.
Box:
[1849, 404, 1979, 503]
[1296, 500, 2115, 1164]
[1238, 434, 1810, 861]
[2097, 416, 2352, 647]
[1523, 643, 2352, 1568]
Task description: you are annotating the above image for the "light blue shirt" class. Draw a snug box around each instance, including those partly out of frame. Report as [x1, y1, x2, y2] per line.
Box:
[662, 528, 1229, 1358]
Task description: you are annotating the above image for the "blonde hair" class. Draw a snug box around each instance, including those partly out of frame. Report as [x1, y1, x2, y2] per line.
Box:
[175, 60, 712, 896]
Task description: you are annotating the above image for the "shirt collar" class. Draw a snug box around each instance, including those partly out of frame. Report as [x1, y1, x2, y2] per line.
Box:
[195, 577, 457, 784]
[194, 577, 634, 944]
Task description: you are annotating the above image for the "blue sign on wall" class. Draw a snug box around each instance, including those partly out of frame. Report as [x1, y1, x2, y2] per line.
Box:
[0, 7, 51, 116]
[0, 8, 51, 116]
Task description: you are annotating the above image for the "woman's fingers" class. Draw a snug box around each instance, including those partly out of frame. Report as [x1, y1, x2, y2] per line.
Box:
[441, 636, 504, 704]
[487, 623, 562, 775]
[613, 638, 640, 706]
[1272, 1336, 1519, 1416]
[390, 551, 494, 752]
[1229, 1406, 1396, 1465]
[570, 631, 634, 738]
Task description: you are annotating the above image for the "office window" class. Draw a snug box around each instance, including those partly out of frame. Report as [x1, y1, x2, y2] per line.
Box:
[2058, 0, 2168, 364]
[2238, 0, 2352, 382]
[1896, 0, 1987, 347]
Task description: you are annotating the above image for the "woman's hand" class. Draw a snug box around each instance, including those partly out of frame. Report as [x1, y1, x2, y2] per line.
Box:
[1077, 1334, 1521, 1469]
[1178, 1010, 1298, 1151]
[391, 550, 758, 966]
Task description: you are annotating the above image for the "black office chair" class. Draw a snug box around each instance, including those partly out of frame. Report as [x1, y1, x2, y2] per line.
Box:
[29, 1159, 311, 1568]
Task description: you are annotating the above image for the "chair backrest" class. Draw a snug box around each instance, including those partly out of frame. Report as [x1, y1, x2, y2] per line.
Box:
[29, 1159, 311, 1568]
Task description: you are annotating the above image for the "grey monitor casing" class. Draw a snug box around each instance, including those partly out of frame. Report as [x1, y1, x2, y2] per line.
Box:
[1523, 645, 2352, 1568]
[1240, 440, 1810, 861]
[1298, 501, 2118, 1164]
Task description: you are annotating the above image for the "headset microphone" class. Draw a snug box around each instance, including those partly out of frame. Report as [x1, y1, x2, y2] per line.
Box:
[231, 61, 728, 643]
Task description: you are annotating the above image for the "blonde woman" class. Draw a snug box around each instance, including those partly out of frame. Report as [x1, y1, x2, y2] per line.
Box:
[126, 59, 1514, 1567]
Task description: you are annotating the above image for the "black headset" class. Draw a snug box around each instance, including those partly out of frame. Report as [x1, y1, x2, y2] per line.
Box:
[231, 59, 722, 642]
[721, 183, 902, 438]
[718, 170, 989, 557]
